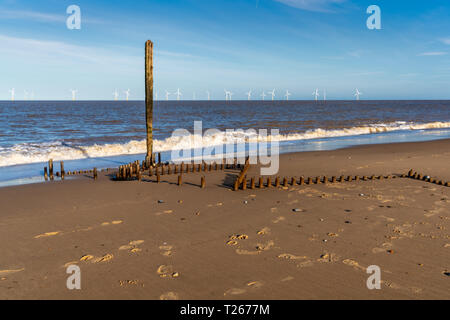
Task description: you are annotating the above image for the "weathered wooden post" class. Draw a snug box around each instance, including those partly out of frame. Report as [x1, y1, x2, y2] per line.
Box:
[145, 40, 154, 165]
[178, 174, 182, 186]
[44, 167, 48, 181]
[49, 159, 54, 180]
[291, 177, 297, 186]
[60, 161, 65, 180]
[233, 179, 239, 191]
[201, 176, 206, 189]
[259, 177, 264, 189]
[93, 168, 98, 180]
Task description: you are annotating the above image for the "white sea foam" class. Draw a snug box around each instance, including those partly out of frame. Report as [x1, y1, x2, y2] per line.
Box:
[1, 121, 449, 167]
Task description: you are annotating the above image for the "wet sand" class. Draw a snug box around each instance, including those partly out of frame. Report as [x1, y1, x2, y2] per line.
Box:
[0, 139, 449, 299]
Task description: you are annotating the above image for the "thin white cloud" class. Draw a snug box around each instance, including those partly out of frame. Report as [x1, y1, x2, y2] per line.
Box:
[0, 34, 142, 70]
[348, 50, 364, 58]
[418, 52, 447, 56]
[274, 0, 347, 12]
[0, 9, 65, 22]
[0, 34, 201, 70]
[0, 8, 104, 24]
[440, 38, 450, 45]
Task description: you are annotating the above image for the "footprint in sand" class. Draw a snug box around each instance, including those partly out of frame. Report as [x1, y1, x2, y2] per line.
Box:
[235, 249, 260, 255]
[247, 281, 264, 289]
[79, 254, 113, 263]
[272, 216, 285, 224]
[297, 261, 315, 268]
[34, 231, 61, 239]
[342, 259, 366, 271]
[278, 253, 308, 261]
[159, 244, 173, 256]
[93, 254, 114, 263]
[256, 240, 274, 251]
[327, 233, 339, 237]
[378, 215, 395, 222]
[278, 254, 313, 267]
[227, 234, 249, 247]
[281, 276, 294, 282]
[80, 255, 94, 262]
[224, 288, 247, 296]
[372, 242, 393, 254]
[160, 292, 179, 300]
[317, 253, 340, 263]
[119, 240, 145, 253]
[119, 280, 144, 287]
[0, 268, 24, 277]
[155, 210, 174, 216]
[257, 227, 270, 235]
[157, 265, 179, 278]
[383, 281, 422, 294]
[224, 281, 264, 296]
[101, 220, 123, 226]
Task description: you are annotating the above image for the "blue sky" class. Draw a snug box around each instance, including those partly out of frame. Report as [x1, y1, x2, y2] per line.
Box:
[0, 0, 449, 100]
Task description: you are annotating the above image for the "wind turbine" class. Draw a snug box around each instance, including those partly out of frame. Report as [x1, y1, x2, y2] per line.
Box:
[113, 89, 119, 101]
[70, 89, 77, 101]
[261, 91, 266, 101]
[268, 89, 276, 101]
[285, 90, 291, 101]
[24, 90, 28, 100]
[9, 88, 15, 101]
[206, 90, 211, 101]
[30, 90, 35, 100]
[165, 90, 171, 101]
[124, 89, 130, 101]
[224, 89, 232, 101]
[323, 89, 326, 101]
[246, 90, 252, 101]
[354, 88, 362, 101]
[312, 88, 320, 101]
[175, 88, 182, 101]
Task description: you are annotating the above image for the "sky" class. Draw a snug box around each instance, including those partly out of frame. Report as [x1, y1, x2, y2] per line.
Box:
[0, 0, 449, 100]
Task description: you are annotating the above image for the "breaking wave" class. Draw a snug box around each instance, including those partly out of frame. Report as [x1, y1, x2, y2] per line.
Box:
[1, 121, 449, 167]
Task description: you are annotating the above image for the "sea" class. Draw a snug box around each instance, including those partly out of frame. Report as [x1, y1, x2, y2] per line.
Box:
[0, 100, 449, 187]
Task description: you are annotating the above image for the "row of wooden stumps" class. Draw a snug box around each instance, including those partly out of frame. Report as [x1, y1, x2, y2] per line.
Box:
[233, 170, 450, 191]
[403, 169, 450, 187]
[115, 154, 245, 189]
[234, 173, 398, 191]
[44, 159, 100, 181]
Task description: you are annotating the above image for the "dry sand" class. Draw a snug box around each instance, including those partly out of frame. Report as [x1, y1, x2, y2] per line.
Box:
[0, 139, 449, 300]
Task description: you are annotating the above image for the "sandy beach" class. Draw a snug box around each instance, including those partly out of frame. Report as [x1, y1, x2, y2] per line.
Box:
[0, 139, 449, 300]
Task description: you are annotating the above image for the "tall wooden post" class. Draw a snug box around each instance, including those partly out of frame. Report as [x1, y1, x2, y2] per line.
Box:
[145, 40, 154, 164]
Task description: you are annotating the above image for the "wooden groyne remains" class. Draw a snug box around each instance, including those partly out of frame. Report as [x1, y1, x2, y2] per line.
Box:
[41, 39, 450, 190]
